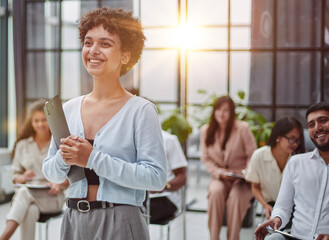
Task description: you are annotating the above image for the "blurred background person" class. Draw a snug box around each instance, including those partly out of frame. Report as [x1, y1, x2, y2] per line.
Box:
[200, 95, 257, 240]
[0, 99, 68, 240]
[246, 117, 305, 220]
[148, 130, 188, 223]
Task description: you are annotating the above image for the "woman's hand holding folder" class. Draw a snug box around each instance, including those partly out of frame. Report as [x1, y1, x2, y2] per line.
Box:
[59, 135, 93, 167]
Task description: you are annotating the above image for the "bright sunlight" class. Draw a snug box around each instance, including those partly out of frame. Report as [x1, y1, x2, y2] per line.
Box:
[173, 24, 202, 49]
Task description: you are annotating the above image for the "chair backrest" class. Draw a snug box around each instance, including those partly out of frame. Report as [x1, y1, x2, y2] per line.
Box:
[37, 210, 64, 240]
[145, 185, 187, 226]
[38, 211, 64, 223]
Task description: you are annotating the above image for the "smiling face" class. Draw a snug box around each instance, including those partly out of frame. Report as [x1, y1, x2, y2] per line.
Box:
[31, 111, 50, 136]
[307, 110, 329, 152]
[82, 25, 130, 78]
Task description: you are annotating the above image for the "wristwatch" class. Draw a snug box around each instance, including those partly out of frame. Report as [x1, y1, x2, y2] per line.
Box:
[166, 182, 172, 190]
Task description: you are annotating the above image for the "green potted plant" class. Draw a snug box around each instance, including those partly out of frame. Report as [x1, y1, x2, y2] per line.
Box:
[161, 108, 193, 144]
[235, 91, 274, 147]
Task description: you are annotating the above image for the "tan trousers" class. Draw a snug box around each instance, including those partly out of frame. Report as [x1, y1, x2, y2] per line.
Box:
[207, 178, 252, 240]
[7, 186, 65, 240]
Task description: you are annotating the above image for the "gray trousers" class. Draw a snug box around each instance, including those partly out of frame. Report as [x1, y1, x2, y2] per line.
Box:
[61, 204, 150, 240]
[265, 231, 291, 240]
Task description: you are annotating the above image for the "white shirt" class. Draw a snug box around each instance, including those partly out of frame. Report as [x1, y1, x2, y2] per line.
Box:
[162, 131, 188, 210]
[246, 145, 284, 202]
[271, 148, 329, 239]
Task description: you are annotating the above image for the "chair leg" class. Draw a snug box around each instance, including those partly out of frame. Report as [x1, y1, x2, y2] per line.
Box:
[38, 223, 42, 240]
[167, 223, 170, 240]
[183, 213, 186, 240]
[45, 221, 49, 240]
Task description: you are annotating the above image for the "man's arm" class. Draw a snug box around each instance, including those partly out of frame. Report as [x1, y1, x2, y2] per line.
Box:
[165, 167, 186, 191]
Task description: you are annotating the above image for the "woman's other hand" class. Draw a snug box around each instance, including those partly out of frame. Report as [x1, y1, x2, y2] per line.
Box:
[59, 135, 93, 167]
[48, 179, 69, 195]
[14, 170, 36, 184]
[23, 169, 36, 181]
[48, 182, 62, 195]
[265, 204, 273, 220]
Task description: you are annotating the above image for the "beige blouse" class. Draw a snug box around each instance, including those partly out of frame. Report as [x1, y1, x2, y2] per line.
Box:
[245, 145, 285, 202]
[11, 136, 50, 182]
[200, 120, 257, 179]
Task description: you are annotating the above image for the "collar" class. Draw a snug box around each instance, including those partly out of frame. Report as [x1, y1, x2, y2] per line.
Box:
[310, 148, 329, 165]
[263, 145, 277, 162]
[310, 148, 320, 160]
[27, 136, 34, 143]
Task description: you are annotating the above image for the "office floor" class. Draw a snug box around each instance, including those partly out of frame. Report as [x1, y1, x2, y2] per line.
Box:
[0, 160, 261, 240]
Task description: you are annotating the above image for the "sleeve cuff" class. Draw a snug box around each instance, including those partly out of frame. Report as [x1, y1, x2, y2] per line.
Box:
[86, 148, 97, 169]
[55, 150, 71, 168]
[271, 212, 288, 229]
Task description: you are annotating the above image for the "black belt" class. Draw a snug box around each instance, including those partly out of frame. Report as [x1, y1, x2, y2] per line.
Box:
[66, 199, 122, 213]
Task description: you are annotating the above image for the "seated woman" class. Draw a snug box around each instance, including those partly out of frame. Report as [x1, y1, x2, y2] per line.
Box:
[0, 100, 69, 240]
[245, 117, 305, 220]
[200, 96, 257, 240]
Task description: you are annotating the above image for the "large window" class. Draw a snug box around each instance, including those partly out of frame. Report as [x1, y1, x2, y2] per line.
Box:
[12, 0, 329, 139]
[24, 0, 133, 105]
[140, 0, 329, 129]
[140, 0, 255, 128]
[249, 0, 327, 125]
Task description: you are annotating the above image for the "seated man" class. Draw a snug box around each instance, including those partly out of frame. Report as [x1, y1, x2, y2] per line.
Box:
[148, 130, 188, 222]
[255, 102, 329, 240]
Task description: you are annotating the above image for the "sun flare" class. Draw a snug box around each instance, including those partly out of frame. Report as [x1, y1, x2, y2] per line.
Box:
[174, 24, 201, 49]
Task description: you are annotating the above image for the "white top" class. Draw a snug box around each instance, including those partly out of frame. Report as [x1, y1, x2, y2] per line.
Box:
[162, 131, 188, 210]
[12, 137, 50, 182]
[271, 148, 329, 239]
[245, 145, 284, 202]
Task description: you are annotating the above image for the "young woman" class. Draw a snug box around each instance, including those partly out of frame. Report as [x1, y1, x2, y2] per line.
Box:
[42, 8, 167, 240]
[0, 100, 68, 240]
[200, 96, 257, 240]
[246, 117, 305, 220]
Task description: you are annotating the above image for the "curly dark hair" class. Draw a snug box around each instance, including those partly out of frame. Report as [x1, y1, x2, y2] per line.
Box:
[79, 7, 146, 76]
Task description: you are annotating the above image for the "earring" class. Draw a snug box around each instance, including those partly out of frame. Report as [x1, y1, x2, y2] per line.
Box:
[276, 139, 279, 142]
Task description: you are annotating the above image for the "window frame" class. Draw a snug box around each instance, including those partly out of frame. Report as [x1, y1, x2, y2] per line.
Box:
[0, 0, 8, 148]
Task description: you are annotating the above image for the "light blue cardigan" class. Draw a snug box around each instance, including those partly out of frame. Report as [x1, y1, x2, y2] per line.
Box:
[42, 95, 167, 207]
